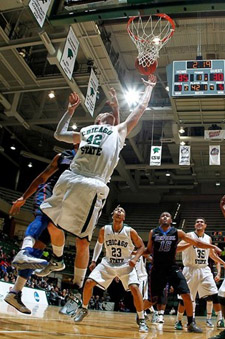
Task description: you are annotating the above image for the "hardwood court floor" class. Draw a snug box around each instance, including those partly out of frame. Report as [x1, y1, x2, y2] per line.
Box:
[0, 301, 222, 339]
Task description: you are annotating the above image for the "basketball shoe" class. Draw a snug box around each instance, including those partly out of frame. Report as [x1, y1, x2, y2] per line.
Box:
[174, 320, 183, 330]
[206, 319, 214, 328]
[187, 322, 203, 333]
[4, 291, 31, 314]
[139, 319, 148, 333]
[35, 255, 65, 277]
[209, 330, 225, 339]
[12, 249, 48, 269]
[59, 294, 82, 316]
[74, 307, 88, 322]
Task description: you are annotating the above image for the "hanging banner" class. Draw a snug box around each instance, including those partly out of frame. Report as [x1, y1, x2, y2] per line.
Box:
[60, 27, 79, 80]
[204, 130, 225, 140]
[179, 145, 191, 166]
[85, 69, 99, 116]
[150, 146, 162, 166]
[29, 0, 52, 28]
[209, 145, 220, 165]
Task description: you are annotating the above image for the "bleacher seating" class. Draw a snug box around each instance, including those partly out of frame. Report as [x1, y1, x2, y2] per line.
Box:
[180, 202, 225, 234]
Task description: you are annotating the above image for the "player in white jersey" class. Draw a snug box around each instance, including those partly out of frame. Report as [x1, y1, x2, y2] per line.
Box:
[73, 206, 148, 333]
[38, 75, 156, 291]
[175, 217, 225, 331]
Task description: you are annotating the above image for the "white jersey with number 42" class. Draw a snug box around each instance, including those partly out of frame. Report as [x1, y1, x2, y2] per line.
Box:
[182, 231, 211, 268]
[70, 124, 124, 184]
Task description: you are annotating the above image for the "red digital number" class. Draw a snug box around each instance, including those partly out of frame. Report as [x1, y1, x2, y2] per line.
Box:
[214, 73, 224, 81]
[217, 84, 224, 91]
[178, 74, 188, 82]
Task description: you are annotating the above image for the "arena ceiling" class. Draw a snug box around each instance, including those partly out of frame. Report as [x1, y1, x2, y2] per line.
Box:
[1, 0, 225, 203]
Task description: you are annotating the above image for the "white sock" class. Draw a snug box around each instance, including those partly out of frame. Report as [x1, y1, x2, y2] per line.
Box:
[158, 310, 164, 315]
[207, 301, 213, 319]
[21, 236, 35, 249]
[192, 301, 196, 319]
[137, 311, 144, 319]
[52, 244, 64, 257]
[12, 276, 27, 293]
[177, 312, 184, 321]
[73, 267, 87, 288]
[216, 310, 223, 321]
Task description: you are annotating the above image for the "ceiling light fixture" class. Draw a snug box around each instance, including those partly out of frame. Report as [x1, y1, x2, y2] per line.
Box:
[179, 126, 185, 134]
[10, 145, 16, 150]
[124, 88, 140, 107]
[48, 90, 55, 99]
[72, 123, 77, 130]
[165, 172, 171, 177]
[28, 162, 33, 168]
[216, 182, 221, 186]
[180, 141, 186, 146]
[165, 86, 169, 92]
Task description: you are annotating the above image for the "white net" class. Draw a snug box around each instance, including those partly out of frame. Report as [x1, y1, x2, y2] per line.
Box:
[128, 14, 174, 68]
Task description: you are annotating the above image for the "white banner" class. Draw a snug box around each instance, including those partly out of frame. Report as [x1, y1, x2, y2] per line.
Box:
[209, 145, 220, 165]
[150, 146, 162, 166]
[29, 0, 52, 28]
[85, 69, 99, 116]
[60, 27, 79, 80]
[0, 281, 48, 317]
[204, 130, 225, 140]
[179, 145, 190, 166]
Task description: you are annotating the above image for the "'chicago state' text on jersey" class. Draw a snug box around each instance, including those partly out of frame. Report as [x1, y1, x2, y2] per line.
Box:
[182, 232, 210, 268]
[103, 225, 135, 265]
[70, 124, 124, 184]
[152, 226, 178, 268]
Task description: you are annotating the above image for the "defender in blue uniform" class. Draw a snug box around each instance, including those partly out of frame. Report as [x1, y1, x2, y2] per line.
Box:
[4, 148, 76, 314]
[145, 211, 222, 333]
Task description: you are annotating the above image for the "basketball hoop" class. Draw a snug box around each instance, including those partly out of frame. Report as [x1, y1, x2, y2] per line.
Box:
[127, 13, 175, 68]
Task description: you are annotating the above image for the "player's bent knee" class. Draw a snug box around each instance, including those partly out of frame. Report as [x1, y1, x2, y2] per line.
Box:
[85, 278, 96, 288]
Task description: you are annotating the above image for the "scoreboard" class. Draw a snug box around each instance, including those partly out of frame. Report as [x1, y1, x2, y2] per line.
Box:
[166, 60, 225, 97]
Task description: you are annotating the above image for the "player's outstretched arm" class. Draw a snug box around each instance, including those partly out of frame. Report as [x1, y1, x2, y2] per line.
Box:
[129, 229, 144, 267]
[106, 88, 120, 125]
[9, 154, 61, 216]
[118, 75, 156, 138]
[178, 230, 222, 255]
[54, 92, 81, 144]
[176, 240, 192, 252]
[89, 227, 104, 271]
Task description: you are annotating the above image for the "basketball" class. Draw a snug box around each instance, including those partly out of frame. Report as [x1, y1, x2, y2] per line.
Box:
[135, 58, 158, 75]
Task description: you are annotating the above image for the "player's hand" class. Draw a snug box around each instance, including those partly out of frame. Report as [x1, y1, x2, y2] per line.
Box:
[89, 261, 96, 271]
[142, 74, 157, 87]
[9, 197, 26, 216]
[214, 246, 222, 256]
[68, 92, 80, 115]
[129, 259, 136, 268]
[215, 274, 221, 282]
[106, 88, 119, 111]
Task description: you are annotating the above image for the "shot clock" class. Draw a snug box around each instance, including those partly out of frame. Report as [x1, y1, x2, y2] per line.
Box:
[166, 60, 225, 97]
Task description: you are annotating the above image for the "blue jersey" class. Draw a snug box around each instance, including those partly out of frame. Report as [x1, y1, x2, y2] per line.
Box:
[33, 149, 76, 214]
[152, 226, 178, 269]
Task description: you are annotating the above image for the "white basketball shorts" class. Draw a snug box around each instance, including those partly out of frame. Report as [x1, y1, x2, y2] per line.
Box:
[89, 258, 139, 291]
[183, 266, 218, 300]
[41, 170, 109, 241]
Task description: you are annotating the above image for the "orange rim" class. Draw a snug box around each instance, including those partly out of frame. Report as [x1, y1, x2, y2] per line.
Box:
[127, 13, 175, 44]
